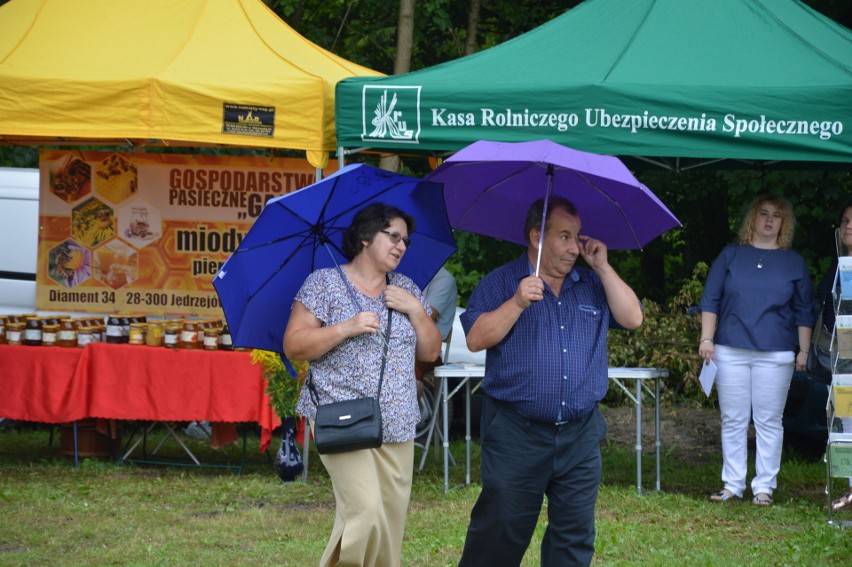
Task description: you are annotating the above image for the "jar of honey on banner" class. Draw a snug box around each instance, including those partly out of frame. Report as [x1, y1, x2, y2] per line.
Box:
[42, 323, 59, 346]
[57, 319, 77, 348]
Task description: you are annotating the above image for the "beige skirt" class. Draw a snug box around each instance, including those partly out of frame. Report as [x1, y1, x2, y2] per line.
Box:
[318, 440, 414, 567]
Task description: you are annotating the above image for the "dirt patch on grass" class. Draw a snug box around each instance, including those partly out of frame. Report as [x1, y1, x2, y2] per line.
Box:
[602, 406, 721, 464]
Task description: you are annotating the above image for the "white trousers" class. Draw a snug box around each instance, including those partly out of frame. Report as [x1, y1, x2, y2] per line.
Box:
[714, 345, 794, 497]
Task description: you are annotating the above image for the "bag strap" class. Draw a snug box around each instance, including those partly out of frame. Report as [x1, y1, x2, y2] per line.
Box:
[307, 274, 394, 407]
[375, 303, 392, 401]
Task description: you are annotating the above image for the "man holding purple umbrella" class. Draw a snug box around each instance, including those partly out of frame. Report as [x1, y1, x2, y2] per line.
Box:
[458, 196, 643, 567]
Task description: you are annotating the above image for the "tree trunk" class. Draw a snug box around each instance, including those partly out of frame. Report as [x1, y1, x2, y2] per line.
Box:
[394, 0, 415, 75]
[380, 0, 416, 173]
[465, 0, 481, 55]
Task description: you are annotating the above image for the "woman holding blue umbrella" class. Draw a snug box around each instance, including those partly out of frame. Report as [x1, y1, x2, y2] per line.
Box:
[284, 202, 441, 567]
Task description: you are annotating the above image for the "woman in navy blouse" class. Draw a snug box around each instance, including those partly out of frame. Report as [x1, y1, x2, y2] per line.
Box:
[699, 194, 814, 506]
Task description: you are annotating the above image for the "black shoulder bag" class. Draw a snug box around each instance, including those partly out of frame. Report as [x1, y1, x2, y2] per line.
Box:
[806, 300, 833, 385]
[308, 294, 393, 455]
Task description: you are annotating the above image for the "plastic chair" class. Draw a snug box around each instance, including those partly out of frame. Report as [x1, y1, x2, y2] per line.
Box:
[416, 331, 457, 469]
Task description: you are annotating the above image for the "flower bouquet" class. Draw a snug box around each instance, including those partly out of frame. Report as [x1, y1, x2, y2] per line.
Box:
[251, 350, 308, 481]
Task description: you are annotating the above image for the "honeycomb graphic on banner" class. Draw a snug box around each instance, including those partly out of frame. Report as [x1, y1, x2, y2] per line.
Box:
[47, 239, 92, 288]
[49, 155, 92, 204]
[117, 198, 162, 250]
[95, 153, 138, 204]
[94, 239, 138, 290]
[71, 197, 116, 247]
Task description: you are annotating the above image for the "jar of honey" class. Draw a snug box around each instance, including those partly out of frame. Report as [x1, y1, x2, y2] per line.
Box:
[218, 322, 233, 351]
[23, 316, 43, 346]
[202, 327, 219, 351]
[120, 316, 131, 343]
[105, 316, 123, 344]
[128, 323, 147, 345]
[57, 319, 78, 348]
[163, 323, 179, 349]
[179, 320, 199, 349]
[0, 315, 8, 345]
[146, 321, 164, 347]
[42, 324, 59, 346]
[92, 323, 104, 343]
[77, 326, 95, 348]
[6, 322, 24, 345]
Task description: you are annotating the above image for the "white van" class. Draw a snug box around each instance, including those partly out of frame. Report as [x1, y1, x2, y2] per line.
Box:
[0, 167, 39, 314]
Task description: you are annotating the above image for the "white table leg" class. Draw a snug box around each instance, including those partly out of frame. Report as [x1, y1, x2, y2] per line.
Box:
[655, 377, 661, 491]
[442, 375, 450, 493]
[465, 379, 472, 486]
[635, 378, 643, 496]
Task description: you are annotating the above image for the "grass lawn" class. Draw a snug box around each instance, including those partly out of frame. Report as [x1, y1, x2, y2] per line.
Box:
[0, 422, 848, 566]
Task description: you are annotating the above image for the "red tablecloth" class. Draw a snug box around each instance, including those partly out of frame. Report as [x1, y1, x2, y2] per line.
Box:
[0, 345, 87, 422]
[0, 343, 280, 451]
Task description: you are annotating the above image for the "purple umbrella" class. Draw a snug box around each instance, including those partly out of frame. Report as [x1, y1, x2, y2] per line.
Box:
[425, 139, 680, 273]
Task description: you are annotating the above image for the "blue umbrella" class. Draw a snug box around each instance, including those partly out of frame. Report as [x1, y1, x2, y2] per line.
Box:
[212, 163, 457, 353]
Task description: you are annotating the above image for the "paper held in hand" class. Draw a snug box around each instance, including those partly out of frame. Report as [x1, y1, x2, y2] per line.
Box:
[698, 358, 717, 397]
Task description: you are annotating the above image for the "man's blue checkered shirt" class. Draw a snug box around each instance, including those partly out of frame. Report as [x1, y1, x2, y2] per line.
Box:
[460, 255, 615, 423]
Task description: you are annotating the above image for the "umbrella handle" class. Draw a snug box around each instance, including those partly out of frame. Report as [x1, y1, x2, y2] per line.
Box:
[534, 166, 554, 277]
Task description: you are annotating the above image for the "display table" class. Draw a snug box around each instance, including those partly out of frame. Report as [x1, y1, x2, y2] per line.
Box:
[420, 364, 667, 494]
[0, 343, 279, 466]
[0, 344, 88, 423]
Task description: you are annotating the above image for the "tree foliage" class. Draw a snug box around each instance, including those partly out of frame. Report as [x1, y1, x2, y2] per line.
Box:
[1, 0, 849, 323]
[606, 262, 709, 407]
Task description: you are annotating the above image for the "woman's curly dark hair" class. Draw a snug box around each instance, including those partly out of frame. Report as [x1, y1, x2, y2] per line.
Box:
[342, 203, 416, 260]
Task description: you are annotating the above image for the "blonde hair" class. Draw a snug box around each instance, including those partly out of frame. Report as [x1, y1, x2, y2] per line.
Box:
[737, 194, 795, 249]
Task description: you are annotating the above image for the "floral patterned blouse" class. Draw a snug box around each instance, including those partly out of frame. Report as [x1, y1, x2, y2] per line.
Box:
[295, 267, 430, 443]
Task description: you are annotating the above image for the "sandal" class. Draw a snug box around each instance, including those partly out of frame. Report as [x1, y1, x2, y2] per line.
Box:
[709, 489, 740, 502]
[830, 492, 852, 511]
[752, 493, 773, 507]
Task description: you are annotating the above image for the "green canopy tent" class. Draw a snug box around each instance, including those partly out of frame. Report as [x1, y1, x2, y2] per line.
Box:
[335, 0, 852, 170]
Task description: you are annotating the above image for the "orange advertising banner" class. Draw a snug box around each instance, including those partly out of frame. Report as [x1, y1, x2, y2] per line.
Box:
[37, 150, 334, 316]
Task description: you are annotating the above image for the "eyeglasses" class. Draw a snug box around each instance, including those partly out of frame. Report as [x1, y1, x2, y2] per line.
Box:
[380, 230, 411, 248]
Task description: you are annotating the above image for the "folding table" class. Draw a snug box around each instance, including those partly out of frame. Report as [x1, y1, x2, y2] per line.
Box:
[422, 364, 668, 494]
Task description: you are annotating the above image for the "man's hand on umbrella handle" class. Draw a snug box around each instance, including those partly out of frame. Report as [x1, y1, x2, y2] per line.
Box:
[579, 235, 608, 269]
[514, 275, 544, 309]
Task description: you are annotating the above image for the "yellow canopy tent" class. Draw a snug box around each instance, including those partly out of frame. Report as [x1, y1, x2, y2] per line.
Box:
[0, 0, 382, 169]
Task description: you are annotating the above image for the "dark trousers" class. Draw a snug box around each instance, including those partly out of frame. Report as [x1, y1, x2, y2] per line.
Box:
[458, 396, 607, 567]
